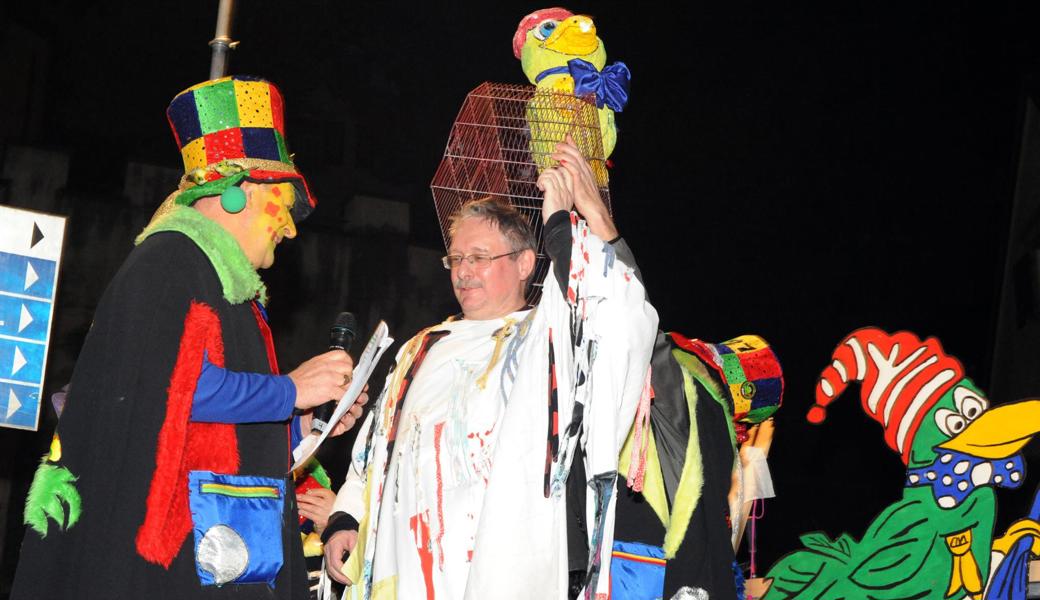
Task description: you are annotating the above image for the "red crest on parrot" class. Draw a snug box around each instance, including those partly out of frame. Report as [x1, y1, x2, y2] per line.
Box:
[513, 7, 575, 58]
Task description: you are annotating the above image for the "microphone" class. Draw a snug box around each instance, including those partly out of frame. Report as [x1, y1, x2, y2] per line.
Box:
[310, 312, 358, 434]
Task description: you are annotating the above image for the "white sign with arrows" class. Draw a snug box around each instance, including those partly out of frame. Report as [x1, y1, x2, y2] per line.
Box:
[0, 205, 66, 431]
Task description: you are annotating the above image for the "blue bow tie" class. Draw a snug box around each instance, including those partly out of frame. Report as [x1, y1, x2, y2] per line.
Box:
[905, 449, 1025, 508]
[534, 59, 631, 112]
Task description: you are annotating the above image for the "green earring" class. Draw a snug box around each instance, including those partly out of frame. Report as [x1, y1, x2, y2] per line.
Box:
[220, 185, 247, 213]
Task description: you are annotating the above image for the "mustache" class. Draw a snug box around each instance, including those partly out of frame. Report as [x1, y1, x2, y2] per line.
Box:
[454, 278, 483, 290]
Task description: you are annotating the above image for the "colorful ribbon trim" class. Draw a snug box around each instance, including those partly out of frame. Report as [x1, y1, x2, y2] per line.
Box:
[200, 482, 281, 499]
[611, 550, 666, 566]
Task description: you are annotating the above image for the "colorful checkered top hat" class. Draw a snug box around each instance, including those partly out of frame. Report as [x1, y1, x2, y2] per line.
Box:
[163, 75, 316, 221]
[670, 332, 784, 424]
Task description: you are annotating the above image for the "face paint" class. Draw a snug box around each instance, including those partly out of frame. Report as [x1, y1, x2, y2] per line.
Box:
[243, 182, 297, 269]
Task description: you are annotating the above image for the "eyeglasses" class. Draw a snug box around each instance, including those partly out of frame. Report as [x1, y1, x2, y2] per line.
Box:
[441, 250, 523, 270]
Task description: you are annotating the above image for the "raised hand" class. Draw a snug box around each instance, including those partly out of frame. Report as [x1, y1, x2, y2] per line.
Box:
[551, 135, 619, 240]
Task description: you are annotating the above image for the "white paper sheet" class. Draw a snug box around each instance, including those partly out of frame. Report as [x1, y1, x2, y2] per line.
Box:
[291, 320, 393, 471]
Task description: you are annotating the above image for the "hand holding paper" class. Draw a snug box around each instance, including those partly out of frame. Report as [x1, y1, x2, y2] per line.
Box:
[291, 321, 394, 471]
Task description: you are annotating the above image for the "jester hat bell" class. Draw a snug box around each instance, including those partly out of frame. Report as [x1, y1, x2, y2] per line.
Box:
[165, 75, 316, 221]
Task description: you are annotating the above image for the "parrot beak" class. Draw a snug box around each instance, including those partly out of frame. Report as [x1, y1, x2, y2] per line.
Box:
[544, 15, 600, 56]
[938, 399, 1040, 459]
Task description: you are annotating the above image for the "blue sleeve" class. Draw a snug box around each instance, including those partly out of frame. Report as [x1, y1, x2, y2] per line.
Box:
[191, 351, 297, 424]
[290, 414, 304, 449]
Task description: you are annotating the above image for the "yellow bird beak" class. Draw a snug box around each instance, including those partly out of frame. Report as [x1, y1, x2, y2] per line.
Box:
[938, 399, 1040, 459]
[544, 15, 600, 56]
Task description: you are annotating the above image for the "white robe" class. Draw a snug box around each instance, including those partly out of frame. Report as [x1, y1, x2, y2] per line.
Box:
[333, 216, 658, 599]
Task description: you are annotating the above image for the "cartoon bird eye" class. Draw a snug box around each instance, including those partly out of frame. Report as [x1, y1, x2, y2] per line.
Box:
[934, 408, 966, 437]
[953, 386, 988, 421]
[534, 20, 559, 41]
[946, 414, 967, 435]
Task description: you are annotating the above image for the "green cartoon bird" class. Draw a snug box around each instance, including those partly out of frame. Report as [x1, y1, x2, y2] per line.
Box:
[764, 327, 1040, 600]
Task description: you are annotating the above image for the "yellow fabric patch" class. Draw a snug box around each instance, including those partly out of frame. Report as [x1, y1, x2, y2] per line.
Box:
[617, 362, 708, 559]
[344, 463, 375, 592]
[301, 531, 323, 558]
[662, 368, 705, 558]
[181, 137, 208, 171]
[619, 421, 668, 527]
[371, 575, 398, 600]
[234, 80, 273, 128]
[730, 383, 752, 414]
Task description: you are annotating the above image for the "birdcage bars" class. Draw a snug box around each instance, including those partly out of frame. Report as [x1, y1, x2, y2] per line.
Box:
[430, 81, 613, 302]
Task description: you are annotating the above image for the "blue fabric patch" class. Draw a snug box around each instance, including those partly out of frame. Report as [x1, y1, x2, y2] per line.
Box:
[188, 471, 286, 587]
[750, 377, 783, 410]
[610, 540, 665, 600]
[241, 127, 281, 162]
[168, 91, 203, 146]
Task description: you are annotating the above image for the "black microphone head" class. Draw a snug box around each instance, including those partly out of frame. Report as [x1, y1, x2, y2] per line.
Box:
[330, 312, 358, 350]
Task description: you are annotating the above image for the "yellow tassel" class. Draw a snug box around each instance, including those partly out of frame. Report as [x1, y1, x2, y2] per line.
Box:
[476, 318, 516, 390]
[944, 529, 982, 598]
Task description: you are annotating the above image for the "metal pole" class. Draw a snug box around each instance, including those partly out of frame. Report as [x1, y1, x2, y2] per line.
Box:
[208, 0, 238, 79]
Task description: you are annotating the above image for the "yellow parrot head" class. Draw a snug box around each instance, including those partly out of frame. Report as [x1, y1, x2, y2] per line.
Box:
[514, 8, 608, 85]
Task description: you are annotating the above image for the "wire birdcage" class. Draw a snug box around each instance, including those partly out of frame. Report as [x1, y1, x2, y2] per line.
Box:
[430, 81, 612, 302]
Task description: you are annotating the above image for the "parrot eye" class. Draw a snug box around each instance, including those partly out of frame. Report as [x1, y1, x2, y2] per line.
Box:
[934, 408, 966, 437]
[945, 414, 967, 435]
[534, 20, 559, 41]
[953, 386, 988, 421]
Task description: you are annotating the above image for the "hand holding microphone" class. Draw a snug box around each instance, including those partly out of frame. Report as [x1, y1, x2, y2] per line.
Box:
[288, 312, 368, 435]
[311, 312, 358, 433]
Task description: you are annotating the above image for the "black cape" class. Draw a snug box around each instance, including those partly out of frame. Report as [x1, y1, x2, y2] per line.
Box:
[613, 332, 739, 599]
[12, 232, 307, 600]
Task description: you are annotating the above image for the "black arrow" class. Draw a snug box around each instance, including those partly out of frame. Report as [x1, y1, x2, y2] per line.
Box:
[30, 223, 44, 249]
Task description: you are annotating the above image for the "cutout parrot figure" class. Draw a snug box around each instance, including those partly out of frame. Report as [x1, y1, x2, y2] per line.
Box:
[764, 327, 1040, 600]
[514, 7, 630, 170]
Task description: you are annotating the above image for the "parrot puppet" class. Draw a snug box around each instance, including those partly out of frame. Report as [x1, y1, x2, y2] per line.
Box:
[513, 7, 630, 177]
[764, 327, 1040, 600]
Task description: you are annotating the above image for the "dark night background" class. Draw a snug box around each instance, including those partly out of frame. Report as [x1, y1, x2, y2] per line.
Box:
[3, 0, 1040, 593]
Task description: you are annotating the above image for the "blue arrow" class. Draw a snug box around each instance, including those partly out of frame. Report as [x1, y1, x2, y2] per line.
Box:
[0, 252, 56, 298]
[0, 295, 51, 342]
[0, 381, 40, 429]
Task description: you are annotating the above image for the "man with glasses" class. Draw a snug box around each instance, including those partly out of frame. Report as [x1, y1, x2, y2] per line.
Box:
[321, 140, 657, 599]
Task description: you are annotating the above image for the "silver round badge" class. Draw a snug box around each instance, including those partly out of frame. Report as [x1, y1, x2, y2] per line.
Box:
[671, 586, 710, 600]
[197, 524, 249, 585]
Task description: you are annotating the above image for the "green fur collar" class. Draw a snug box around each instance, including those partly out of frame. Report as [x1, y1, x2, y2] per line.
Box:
[135, 205, 267, 305]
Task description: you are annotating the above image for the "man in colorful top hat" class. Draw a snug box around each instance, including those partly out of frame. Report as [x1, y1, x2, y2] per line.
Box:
[11, 75, 364, 599]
